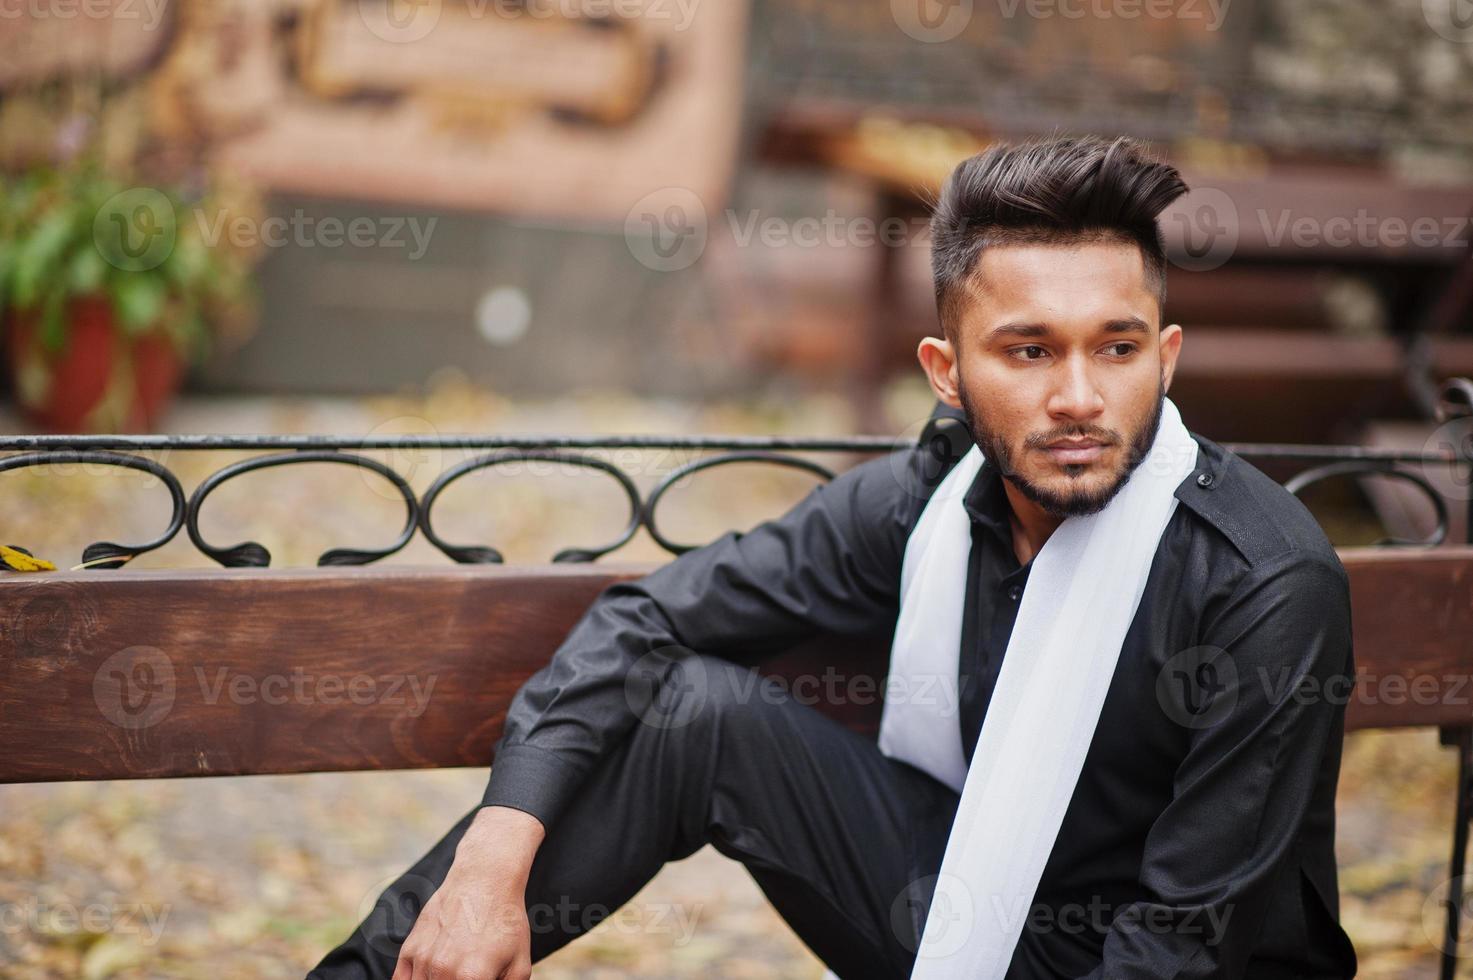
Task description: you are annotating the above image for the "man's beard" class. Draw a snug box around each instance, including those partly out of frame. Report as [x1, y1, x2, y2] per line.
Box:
[957, 375, 1166, 518]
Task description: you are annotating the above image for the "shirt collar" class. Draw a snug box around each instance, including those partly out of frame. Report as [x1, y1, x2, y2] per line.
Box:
[961, 452, 1014, 539]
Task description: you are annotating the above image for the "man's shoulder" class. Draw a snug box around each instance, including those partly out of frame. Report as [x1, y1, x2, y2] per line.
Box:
[1175, 432, 1345, 580]
[832, 438, 947, 537]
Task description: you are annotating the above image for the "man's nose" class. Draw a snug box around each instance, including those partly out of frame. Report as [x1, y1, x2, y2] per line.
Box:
[1047, 354, 1105, 421]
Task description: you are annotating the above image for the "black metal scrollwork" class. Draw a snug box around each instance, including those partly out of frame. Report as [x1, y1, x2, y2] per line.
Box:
[644, 452, 835, 556]
[0, 450, 185, 568]
[419, 450, 641, 564]
[3, 379, 1473, 568]
[1284, 461, 1449, 547]
[186, 450, 419, 567]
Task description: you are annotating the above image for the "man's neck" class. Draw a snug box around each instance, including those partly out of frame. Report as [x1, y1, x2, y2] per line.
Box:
[1003, 481, 1064, 567]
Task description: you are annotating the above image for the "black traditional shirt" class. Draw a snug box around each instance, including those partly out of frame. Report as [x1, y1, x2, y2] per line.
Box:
[482, 406, 1360, 979]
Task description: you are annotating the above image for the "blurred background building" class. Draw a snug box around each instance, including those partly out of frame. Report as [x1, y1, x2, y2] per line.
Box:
[4, 0, 1472, 442]
[5, 2, 1473, 978]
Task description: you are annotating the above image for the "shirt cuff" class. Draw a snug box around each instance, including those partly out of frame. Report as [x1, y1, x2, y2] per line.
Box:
[480, 742, 590, 831]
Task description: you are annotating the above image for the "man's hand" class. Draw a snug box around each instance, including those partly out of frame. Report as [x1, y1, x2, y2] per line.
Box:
[393, 805, 547, 980]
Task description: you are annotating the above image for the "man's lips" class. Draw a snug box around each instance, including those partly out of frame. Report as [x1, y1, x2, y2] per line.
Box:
[1043, 439, 1109, 464]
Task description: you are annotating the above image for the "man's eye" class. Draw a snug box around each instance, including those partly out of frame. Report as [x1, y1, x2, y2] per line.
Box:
[1103, 343, 1137, 357]
[1011, 345, 1048, 360]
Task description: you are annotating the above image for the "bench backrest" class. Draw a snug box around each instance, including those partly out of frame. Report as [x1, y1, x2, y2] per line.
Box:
[1, 548, 1471, 783]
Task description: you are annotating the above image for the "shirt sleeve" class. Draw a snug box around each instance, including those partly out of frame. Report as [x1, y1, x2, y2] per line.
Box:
[1078, 550, 1355, 980]
[479, 445, 928, 830]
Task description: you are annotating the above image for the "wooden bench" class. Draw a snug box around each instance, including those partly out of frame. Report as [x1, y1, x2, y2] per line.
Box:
[3, 550, 1473, 975]
[4, 398, 1473, 976]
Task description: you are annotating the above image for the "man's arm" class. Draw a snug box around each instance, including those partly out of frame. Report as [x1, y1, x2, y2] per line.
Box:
[480, 444, 927, 830]
[1078, 551, 1354, 980]
[395, 442, 937, 980]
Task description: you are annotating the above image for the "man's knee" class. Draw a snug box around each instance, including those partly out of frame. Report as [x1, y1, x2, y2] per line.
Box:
[635, 651, 780, 743]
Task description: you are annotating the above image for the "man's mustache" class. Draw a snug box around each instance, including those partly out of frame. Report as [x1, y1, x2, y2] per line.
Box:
[1025, 428, 1120, 449]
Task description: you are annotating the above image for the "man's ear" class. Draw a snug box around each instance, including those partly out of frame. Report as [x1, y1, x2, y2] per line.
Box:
[1159, 323, 1183, 393]
[917, 335, 962, 409]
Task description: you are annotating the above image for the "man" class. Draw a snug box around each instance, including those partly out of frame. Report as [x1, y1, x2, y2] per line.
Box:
[310, 135, 1359, 979]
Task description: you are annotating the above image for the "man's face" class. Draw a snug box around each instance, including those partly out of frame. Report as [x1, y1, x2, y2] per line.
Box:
[945, 241, 1181, 518]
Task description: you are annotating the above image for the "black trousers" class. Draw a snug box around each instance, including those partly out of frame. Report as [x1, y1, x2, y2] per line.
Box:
[307, 653, 963, 980]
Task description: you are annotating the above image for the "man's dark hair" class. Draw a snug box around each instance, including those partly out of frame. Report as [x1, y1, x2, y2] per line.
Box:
[929, 134, 1190, 345]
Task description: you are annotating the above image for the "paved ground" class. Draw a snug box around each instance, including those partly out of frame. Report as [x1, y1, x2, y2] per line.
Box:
[1, 380, 1468, 977]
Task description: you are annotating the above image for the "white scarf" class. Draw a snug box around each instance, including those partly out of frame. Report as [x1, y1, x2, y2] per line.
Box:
[870, 396, 1199, 979]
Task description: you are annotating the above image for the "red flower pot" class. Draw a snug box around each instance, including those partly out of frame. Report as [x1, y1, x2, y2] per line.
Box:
[4, 294, 185, 433]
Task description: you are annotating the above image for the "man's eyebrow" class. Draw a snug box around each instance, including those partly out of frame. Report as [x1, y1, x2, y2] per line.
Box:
[1103, 316, 1151, 335]
[986, 316, 1151, 342]
[987, 322, 1049, 341]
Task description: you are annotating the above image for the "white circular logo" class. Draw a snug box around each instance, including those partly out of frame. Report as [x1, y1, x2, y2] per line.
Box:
[1424, 874, 1473, 955]
[1162, 186, 1239, 272]
[94, 188, 176, 272]
[624, 188, 708, 272]
[1422, 416, 1473, 503]
[356, 415, 443, 503]
[624, 647, 709, 730]
[910, 872, 976, 961]
[888, 411, 974, 505]
[1424, 0, 1473, 42]
[892, 0, 974, 42]
[357, 870, 439, 955]
[1156, 644, 1238, 729]
[93, 646, 176, 730]
[358, 0, 441, 43]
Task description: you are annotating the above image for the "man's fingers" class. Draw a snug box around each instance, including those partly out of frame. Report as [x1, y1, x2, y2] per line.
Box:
[417, 948, 503, 980]
[392, 928, 427, 980]
[390, 952, 414, 980]
[397, 919, 436, 980]
[498, 955, 533, 980]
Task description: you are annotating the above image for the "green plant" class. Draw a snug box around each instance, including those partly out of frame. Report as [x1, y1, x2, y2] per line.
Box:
[0, 161, 257, 361]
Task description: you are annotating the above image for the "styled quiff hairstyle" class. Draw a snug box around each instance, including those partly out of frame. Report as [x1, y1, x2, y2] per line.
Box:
[929, 135, 1190, 346]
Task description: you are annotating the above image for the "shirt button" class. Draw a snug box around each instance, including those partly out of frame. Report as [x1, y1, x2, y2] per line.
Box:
[1197, 472, 1215, 488]
[1007, 585, 1022, 601]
